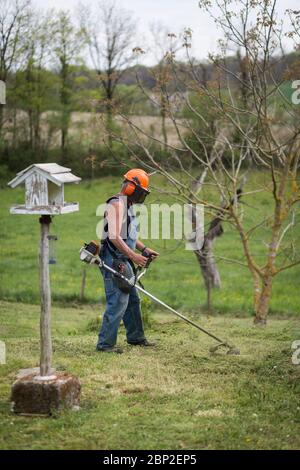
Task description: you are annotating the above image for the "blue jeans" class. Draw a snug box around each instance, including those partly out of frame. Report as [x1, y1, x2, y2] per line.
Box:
[97, 247, 146, 350]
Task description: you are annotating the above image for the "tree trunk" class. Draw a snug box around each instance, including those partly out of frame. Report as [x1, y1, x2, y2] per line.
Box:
[253, 151, 293, 325]
[60, 61, 70, 158]
[105, 75, 114, 149]
[195, 233, 221, 312]
[160, 97, 168, 151]
[12, 107, 17, 150]
[61, 124, 67, 153]
[106, 104, 113, 149]
[28, 109, 34, 150]
[61, 112, 70, 162]
[254, 275, 273, 325]
[253, 272, 261, 315]
[161, 111, 168, 151]
[207, 284, 212, 312]
[34, 111, 41, 155]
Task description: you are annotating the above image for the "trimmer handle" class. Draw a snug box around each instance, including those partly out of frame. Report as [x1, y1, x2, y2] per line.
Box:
[136, 252, 154, 284]
[143, 252, 155, 268]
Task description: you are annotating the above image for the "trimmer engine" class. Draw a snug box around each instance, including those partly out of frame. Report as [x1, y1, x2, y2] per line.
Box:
[79, 241, 101, 265]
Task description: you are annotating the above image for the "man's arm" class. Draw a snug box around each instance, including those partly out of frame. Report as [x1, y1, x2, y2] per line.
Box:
[136, 240, 146, 252]
[107, 200, 148, 267]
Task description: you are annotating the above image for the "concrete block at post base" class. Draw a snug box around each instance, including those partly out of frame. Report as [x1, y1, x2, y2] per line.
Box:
[11, 372, 81, 416]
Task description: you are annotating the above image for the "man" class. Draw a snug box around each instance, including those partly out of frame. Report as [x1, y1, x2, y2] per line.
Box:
[97, 169, 159, 354]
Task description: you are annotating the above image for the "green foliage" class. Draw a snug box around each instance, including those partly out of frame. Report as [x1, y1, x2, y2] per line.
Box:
[12, 68, 60, 113]
[1, 62, 159, 177]
[0, 163, 11, 185]
[117, 84, 155, 115]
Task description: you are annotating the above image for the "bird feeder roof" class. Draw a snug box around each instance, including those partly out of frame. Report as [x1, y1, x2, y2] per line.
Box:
[8, 163, 81, 188]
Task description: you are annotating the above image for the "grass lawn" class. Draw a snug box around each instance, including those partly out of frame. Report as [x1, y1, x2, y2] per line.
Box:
[0, 172, 299, 316]
[0, 171, 299, 449]
[0, 300, 299, 450]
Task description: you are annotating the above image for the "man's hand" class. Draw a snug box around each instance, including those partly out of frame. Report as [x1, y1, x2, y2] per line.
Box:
[143, 248, 160, 259]
[131, 253, 149, 267]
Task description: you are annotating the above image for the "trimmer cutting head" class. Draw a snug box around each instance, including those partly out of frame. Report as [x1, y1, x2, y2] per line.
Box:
[209, 342, 240, 356]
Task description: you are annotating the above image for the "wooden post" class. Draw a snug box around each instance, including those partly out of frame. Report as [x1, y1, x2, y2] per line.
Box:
[39, 215, 52, 376]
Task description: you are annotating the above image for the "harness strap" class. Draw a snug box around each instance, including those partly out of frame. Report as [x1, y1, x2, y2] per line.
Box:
[102, 194, 132, 248]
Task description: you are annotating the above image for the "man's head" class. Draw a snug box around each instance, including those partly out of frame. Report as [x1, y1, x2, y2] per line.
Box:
[121, 169, 150, 204]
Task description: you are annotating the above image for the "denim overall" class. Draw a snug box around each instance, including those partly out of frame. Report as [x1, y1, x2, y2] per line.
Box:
[97, 201, 146, 350]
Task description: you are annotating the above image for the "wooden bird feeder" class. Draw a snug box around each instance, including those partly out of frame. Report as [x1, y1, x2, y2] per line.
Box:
[7, 163, 81, 415]
[8, 163, 81, 215]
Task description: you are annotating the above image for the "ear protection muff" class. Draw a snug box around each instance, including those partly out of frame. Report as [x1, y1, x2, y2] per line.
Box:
[123, 179, 150, 203]
[123, 180, 136, 196]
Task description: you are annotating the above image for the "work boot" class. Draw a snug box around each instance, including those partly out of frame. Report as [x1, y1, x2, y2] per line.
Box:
[97, 346, 123, 354]
[127, 339, 156, 347]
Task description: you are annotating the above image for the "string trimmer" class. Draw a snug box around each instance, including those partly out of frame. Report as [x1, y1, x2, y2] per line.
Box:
[79, 241, 240, 355]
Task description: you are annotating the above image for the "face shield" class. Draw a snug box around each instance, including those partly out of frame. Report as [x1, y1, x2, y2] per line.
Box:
[124, 180, 150, 204]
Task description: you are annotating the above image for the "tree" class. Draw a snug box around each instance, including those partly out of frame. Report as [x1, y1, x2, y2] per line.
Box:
[79, 0, 137, 148]
[17, 10, 57, 155]
[195, 0, 300, 324]
[0, 0, 30, 138]
[149, 23, 180, 151]
[111, 0, 300, 324]
[52, 10, 84, 156]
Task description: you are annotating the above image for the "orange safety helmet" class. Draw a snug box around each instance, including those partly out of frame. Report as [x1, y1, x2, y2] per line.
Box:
[123, 169, 149, 193]
[123, 169, 150, 203]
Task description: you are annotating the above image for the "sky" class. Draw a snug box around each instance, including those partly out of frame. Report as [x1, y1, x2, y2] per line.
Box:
[34, 0, 300, 65]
